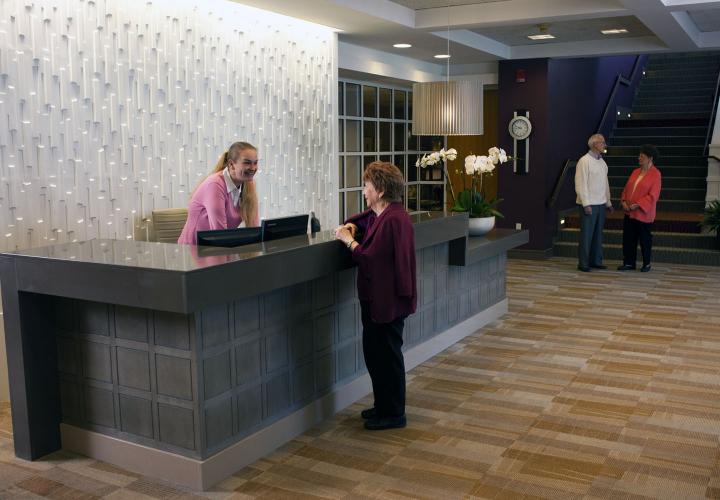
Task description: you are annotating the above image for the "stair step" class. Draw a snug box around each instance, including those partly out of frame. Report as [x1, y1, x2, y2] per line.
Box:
[553, 242, 720, 266]
[606, 145, 705, 156]
[609, 176, 707, 189]
[607, 165, 707, 177]
[609, 136, 705, 146]
[639, 81, 716, 91]
[616, 117, 709, 128]
[618, 111, 710, 120]
[640, 75, 718, 85]
[612, 126, 706, 136]
[558, 228, 718, 249]
[635, 95, 713, 106]
[605, 155, 706, 166]
[643, 67, 719, 76]
[609, 186, 706, 201]
[633, 104, 712, 113]
[562, 214, 703, 233]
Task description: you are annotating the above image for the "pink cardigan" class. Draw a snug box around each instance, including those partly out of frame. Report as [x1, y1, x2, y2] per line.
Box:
[620, 166, 662, 223]
[178, 172, 247, 245]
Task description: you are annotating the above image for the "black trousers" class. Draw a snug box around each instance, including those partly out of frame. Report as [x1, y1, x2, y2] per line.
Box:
[622, 215, 653, 267]
[360, 302, 406, 418]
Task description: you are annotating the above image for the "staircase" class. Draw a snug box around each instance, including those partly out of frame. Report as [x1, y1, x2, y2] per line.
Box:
[555, 52, 720, 266]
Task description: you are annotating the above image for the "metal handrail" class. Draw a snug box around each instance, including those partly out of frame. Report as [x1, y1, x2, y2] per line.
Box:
[704, 67, 720, 156]
[596, 55, 646, 135]
[547, 159, 577, 208]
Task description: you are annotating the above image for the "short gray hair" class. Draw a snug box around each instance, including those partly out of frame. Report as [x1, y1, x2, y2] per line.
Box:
[588, 134, 605, 148]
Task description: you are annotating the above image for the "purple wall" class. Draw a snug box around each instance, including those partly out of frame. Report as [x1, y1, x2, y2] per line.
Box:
[497, 55, 643, 252]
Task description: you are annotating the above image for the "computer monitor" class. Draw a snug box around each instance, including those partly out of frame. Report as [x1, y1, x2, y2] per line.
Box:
[261, 214, 309, 242]
[196, 227, 262, 247]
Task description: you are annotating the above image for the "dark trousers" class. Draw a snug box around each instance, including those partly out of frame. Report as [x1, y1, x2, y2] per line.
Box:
[360, 302, 406, 418]
[578, 204, 607, 267]
[622, 215, 653, 267]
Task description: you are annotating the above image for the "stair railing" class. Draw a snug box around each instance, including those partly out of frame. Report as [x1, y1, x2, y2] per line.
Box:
[703, 65, 720, 157]
[596, 55, 647, 137]
[547, 159, 577, 208]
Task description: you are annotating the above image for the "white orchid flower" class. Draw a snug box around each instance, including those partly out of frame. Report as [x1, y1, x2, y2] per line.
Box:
[488, 147, 500, 164]
[416, 154, 425, 168]
[464, 155, 476, 175]
[498, 148, 508, 163]
[482, 156, 496, 173]
[445, 148, 458, 161]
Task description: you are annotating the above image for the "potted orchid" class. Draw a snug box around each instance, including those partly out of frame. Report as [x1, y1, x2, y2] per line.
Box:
[455, 147, 509, 236]
[416, 148, 459, 203]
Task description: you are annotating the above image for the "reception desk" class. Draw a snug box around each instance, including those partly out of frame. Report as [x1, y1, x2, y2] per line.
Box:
[0, 212, 527, 489]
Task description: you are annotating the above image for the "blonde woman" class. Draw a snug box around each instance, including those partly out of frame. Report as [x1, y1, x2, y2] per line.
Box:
[178, 142, 260, 244]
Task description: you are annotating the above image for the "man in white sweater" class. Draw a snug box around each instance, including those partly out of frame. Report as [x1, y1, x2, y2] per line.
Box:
[574, 133, 613, 272]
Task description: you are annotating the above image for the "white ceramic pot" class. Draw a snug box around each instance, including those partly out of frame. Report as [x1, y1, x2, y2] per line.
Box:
[468, 216, 495, 236]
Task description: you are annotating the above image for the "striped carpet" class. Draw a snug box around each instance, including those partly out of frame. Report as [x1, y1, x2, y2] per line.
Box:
[1, 257, 720, 499]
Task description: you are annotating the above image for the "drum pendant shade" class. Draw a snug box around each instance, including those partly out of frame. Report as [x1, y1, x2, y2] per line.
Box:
[412, 80, 483, 136]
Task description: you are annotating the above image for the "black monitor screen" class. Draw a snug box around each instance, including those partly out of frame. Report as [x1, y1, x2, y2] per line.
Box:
[261, 214, 309, 242]
[196, 227, 262, 247]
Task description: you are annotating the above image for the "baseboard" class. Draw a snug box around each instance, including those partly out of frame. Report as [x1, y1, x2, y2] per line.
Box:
[508, 247, 553, 260]
[61, 298, 509, 491]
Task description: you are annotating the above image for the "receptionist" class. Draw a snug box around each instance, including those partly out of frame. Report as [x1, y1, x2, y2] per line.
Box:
[178, 141, 261, 244]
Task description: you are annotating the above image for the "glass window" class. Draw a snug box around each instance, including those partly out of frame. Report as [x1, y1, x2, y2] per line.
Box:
[394, 154, 406, 177]
[420, 184, 444, 212]
[339, 156, 344, 188]
[338, 82, 344, 116]
[420, 135, 443, 151]
[347, 191, 362, 217]
[394, 123, 405, 151]
[363, 155, 377, 169]
[408, 126, 418, 151]
[379, 154, 392, 163]
[394, 90, 406, 120]
[408, 91, 413, 121]
[363, 86, 377, 118]
[339, 119, 344, 152]
[363, 121, 376, 152]
[346, 83, 360, 117]
[346, 156, 361, 188]
[379, 88, 392, 119]
[379, 122, 391, 152]
[346, 120, 361, 152]
[407, 184, 418, 211]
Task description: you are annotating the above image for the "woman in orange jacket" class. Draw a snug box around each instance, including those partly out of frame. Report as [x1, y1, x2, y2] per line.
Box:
[617, 144, 662, 272]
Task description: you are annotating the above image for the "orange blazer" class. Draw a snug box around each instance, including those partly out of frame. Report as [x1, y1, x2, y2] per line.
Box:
[620, 166, 661, 223]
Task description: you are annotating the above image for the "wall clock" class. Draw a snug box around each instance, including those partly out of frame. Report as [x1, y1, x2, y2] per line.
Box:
[508, 111, 531, 174]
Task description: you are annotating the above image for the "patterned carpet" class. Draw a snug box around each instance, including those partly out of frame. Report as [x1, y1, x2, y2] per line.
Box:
[1, 257, 720, 499]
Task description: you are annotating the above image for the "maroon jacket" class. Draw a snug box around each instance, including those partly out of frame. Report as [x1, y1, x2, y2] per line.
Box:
[346, 203, 417, 323]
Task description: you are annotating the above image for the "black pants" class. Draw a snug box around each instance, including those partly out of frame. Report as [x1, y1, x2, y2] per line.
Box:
[622, 215, 653, 267]
[360, 302, 406, 418]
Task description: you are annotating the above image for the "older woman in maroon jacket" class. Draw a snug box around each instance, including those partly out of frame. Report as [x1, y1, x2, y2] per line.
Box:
[335, 161, 417, 431]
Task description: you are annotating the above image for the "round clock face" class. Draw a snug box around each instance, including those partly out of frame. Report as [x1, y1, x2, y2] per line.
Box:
[509, 116, 532, 140]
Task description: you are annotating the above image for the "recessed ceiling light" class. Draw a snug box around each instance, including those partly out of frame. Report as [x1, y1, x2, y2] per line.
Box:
[601, 28, 629, 35]
[393, 43, 412, 48]
[434, 54, 451, 59]
[527, 34, 555, 40]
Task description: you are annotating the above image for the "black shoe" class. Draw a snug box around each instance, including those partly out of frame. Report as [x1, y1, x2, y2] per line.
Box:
[360, 407, 376, 420]
[590, 264, 607, 269]
[617, 264, 636, 271]
[577, 265, 591, 272]
[364, 415, 407, 430]
[641, 264, 651, 273]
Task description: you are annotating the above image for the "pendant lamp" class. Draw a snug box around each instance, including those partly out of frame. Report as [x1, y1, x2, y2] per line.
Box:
[412, 7, 483, 136]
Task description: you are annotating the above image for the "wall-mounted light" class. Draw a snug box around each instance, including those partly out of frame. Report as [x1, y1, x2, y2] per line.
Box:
[434, 54, 451, 59]
[393, 43, 412, 48]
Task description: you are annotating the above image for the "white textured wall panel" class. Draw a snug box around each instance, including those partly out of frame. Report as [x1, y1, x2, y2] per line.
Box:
[0, 0, 338, 250]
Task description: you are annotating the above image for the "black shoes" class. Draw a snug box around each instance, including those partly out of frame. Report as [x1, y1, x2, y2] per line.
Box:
[363, 415, 407, 430]
[641, 264, 652, 273]
[360, 407, 376, 420]
[577, 265, 591, 272]
[590, 264, 607, 269]
[617, 264, 636, 271]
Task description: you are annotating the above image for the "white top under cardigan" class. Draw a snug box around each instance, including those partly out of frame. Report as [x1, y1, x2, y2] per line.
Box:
[574, 151, 611, 207]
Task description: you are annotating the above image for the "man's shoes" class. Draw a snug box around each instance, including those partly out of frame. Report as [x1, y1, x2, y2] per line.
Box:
[590, 264, 607, 269]
[360, 408, 376, 420]
[641, 264, 652, 273]
[364, 415, 407, 431]
[577, 265, 591, 272]
[617, 264, 636, 271]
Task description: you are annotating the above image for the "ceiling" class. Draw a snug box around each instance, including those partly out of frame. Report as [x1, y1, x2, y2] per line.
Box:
[233, 0, 720, 67]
